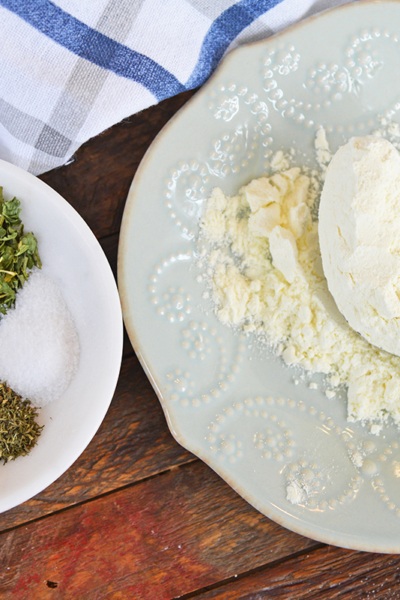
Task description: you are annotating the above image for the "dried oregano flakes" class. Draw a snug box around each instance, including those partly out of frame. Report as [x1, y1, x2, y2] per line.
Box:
[0, 187, 41, 315]
[0, 382, 43, 464]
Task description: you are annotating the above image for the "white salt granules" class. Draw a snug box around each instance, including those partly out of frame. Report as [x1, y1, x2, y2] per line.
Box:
[0, 270, 80, 406]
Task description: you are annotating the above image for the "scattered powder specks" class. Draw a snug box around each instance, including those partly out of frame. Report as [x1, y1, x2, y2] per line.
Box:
[270, 149, 291, 171]
[370, 423, 383, 436]
[286, 479, 309, 505]
[349, 449, 364, 469]
[371, 117, 400, 150]
[0, 271, 80, 406]
[314, 126, 332, 176]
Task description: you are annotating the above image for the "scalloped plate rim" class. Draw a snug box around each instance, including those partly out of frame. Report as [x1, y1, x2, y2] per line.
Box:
[118, 0, 400, 553]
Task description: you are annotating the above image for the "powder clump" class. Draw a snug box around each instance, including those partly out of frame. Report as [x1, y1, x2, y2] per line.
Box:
[198, 158, 400, 428]
[0, 270, 80, 406]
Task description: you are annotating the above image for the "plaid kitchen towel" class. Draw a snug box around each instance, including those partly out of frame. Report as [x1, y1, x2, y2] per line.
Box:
[0, 0, 355, 175]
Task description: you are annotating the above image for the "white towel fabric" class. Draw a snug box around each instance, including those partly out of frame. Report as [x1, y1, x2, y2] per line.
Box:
[0, 0, 356, 175]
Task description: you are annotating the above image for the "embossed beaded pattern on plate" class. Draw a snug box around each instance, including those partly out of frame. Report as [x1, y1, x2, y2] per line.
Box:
[119, 1, 400, 552]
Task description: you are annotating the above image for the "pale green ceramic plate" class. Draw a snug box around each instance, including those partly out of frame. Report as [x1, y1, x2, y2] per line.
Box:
[119, 1, 400, 552]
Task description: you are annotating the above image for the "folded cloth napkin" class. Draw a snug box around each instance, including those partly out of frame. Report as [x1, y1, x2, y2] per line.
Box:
[0, 0, 355, 175]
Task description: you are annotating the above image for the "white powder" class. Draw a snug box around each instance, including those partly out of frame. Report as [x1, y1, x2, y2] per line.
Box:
[0, 271, 80, 406]
[319, 136, 400, 358]
[314, 126, 332, 177]
[270, 149, 291, 172]
[372, 116, 400, 144]
[199, 157, 400, 428]
[286, 480, 308, 505]
[349, 449, 363, 469]
[370, 423, 383, 436]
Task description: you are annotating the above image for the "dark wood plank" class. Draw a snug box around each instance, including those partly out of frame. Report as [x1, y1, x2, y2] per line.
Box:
[99, 233, 118, 281]
[0, 354, 193, 531]
[98, 232, 134, 357]
[0, 461, 316, 600]
[191, 545, 400, 599]
[39, 90, 197, 240]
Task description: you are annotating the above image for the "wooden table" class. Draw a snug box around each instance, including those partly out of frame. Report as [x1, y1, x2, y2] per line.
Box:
[1, 90, 399, 600]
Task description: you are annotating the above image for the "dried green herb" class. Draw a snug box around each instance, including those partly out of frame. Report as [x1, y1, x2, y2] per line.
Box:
[0, 187, 41, 315]
[0, 383, 43, 464]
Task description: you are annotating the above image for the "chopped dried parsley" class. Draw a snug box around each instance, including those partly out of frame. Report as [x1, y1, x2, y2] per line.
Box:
[0, 187, 41, 315]
[0, 382, 43, 464]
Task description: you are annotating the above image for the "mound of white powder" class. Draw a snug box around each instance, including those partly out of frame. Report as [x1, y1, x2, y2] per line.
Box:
[199, 164, 400, 428]
[0, 271, 80, 406]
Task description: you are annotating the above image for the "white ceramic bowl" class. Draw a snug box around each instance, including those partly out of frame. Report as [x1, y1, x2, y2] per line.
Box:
[0, 159, 123, 513]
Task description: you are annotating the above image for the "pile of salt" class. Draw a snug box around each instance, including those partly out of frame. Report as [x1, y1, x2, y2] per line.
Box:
[0, 270, 80, 406]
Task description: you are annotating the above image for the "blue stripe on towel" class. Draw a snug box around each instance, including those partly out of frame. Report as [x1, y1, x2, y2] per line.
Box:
[0, 0, 186, 101]
[186, 0, 284, 89]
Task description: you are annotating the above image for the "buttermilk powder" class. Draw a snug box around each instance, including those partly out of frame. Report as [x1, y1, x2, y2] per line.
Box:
[199, 164, 400, 427]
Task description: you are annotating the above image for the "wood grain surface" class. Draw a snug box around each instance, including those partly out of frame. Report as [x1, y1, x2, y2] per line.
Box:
[2, 91, 400, 600]
[0, 354, 194, 531]
[192, 546, 400, 600]
[0, 461, 317, 600]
